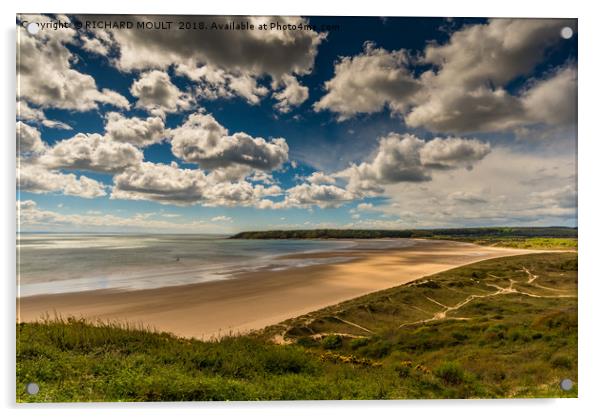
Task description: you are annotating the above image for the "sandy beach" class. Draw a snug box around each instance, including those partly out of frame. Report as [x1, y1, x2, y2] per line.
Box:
[18, 239, 542, 340]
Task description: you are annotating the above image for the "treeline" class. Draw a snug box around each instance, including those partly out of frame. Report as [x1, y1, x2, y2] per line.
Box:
[230, 227, 577, 240]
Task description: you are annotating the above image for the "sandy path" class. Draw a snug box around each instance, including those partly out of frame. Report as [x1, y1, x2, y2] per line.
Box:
[17, 239, 542, 340]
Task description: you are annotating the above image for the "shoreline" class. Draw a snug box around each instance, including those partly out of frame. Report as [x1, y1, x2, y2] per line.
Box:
[17, 239, 546, 340]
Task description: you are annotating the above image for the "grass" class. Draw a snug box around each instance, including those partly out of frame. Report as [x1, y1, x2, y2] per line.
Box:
[435, 237, 578, 250]
[17, 252, 577, 401]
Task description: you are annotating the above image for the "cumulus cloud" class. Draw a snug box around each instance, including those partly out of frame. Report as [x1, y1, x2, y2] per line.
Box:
[338, 133, 490, 196]
[80, 15, 324, 108]
[521, 66, 577, 127]
[80, 35, 110, 55]
[405, 19, 576, 133]
[17, 15, 129, 111]
[130, 70, 193, 117]
[306, 171, 336, 185]
[94, 16, 325, 77]
[111, 161, 282, 207]
[279, 183, 354, 208]
[273, 75, 309, 113]
[104, 112, 166, 147]
[170, 111, 289, 171]
[420, 137, 491, 170]
[175, 64, 270, 105]
[39, 133, 143, 173]
[313, 42, 421, 120]
[111, 161, 209, 205]
[17, 122, 46, 154]
[17, 100, 72, 130]
[18, 160, 107, 198]
[315, 19, 577, 134]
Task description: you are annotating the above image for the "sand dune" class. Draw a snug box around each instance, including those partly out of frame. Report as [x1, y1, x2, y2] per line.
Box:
[17, 239, 543, 340]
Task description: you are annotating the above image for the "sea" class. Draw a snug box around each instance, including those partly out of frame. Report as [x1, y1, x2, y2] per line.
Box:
[17, 234, 413, 297]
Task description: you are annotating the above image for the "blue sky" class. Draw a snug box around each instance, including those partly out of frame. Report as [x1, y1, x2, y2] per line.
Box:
[17, 15, 577, 233]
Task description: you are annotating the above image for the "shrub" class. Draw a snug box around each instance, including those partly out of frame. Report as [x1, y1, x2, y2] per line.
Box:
[395, 361, 413, 378]
[262, 347, 312, 374]
[296, 336, 319, 348]
[350, 337, 370, 350]
[451, 332, 469, 342]
[435, 361, 466, 385]
[321, 334, 343, 350]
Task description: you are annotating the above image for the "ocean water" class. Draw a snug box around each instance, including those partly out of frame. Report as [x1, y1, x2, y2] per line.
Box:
[17, 234, 413, 297]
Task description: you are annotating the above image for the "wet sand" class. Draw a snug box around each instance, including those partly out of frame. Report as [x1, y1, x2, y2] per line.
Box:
[17, 239, 542, 340]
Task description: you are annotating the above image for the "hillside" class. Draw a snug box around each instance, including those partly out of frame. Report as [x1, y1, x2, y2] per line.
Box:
[17, 252, 577, 401]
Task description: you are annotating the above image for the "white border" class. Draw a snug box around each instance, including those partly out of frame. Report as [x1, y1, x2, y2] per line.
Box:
[3, 1, 600, 416]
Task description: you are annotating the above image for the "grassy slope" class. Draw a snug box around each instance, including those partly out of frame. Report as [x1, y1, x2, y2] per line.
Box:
[17, 252, 577, 401]
[430, 237, 577, 250]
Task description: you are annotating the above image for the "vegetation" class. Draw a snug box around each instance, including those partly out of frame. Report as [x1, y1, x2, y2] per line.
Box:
[230, 227, 577, 249]
[17, 252, 577, 401]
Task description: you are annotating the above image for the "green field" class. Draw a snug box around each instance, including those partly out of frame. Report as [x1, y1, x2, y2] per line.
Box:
[17, 252, 577, 401]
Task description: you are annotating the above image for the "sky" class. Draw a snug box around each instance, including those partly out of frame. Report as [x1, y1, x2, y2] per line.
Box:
[16, 15, 577, 233]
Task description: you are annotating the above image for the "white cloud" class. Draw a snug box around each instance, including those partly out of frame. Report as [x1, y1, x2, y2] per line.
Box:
[170, 111, 289, 171]
[368, 146, 576, 228]
[211, 215, 233, 222]
[80, 35, 109, 55]
[281, 183, 354, 208]
[405, 19, 576, 133]
[100, 16, 325, 78]
[17, 15, 129, 111]
[315, 19, 576, 134]
[176, 64, 270, 105]
[338, 133, 490, 196]
[111, 161, 282, 207]
[530, 185, 576, 210]
[273, 74, 309, 113]
[104, 112, 166, 147]
[17, 122, 46, 154]
[18, 160, 107, 198]
[521, 66, 577, 127]
[39, 133, 143, 173]
[313, 42, 421, 120]
[111, 161, 209, 205]
[130, 70, 193, 117]
[17, 100, 72, 130]
[306, 171, 336, 185]
[82, 15, 324, 109]
[18, 200, 211, 232]
[227, 73, 269, 105]
[356, 202, 374, 211]
[419, 137, 491, 170]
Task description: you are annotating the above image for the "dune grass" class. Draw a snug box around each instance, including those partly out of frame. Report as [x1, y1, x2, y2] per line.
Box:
[442, 237, 578, 250]
[17, 252, 577, 401]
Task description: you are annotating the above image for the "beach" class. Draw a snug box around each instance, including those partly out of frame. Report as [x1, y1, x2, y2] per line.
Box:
[17, 239, 542, 340]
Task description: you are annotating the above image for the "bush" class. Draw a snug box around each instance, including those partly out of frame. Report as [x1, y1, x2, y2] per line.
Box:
[395, 361, 413, 378]
[262, 347, 313, 374]
[296, 336, 319, 348]
[350, 337, 370, 350]
[435, 361, 466, 385]
[321, 334, 343, 350]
